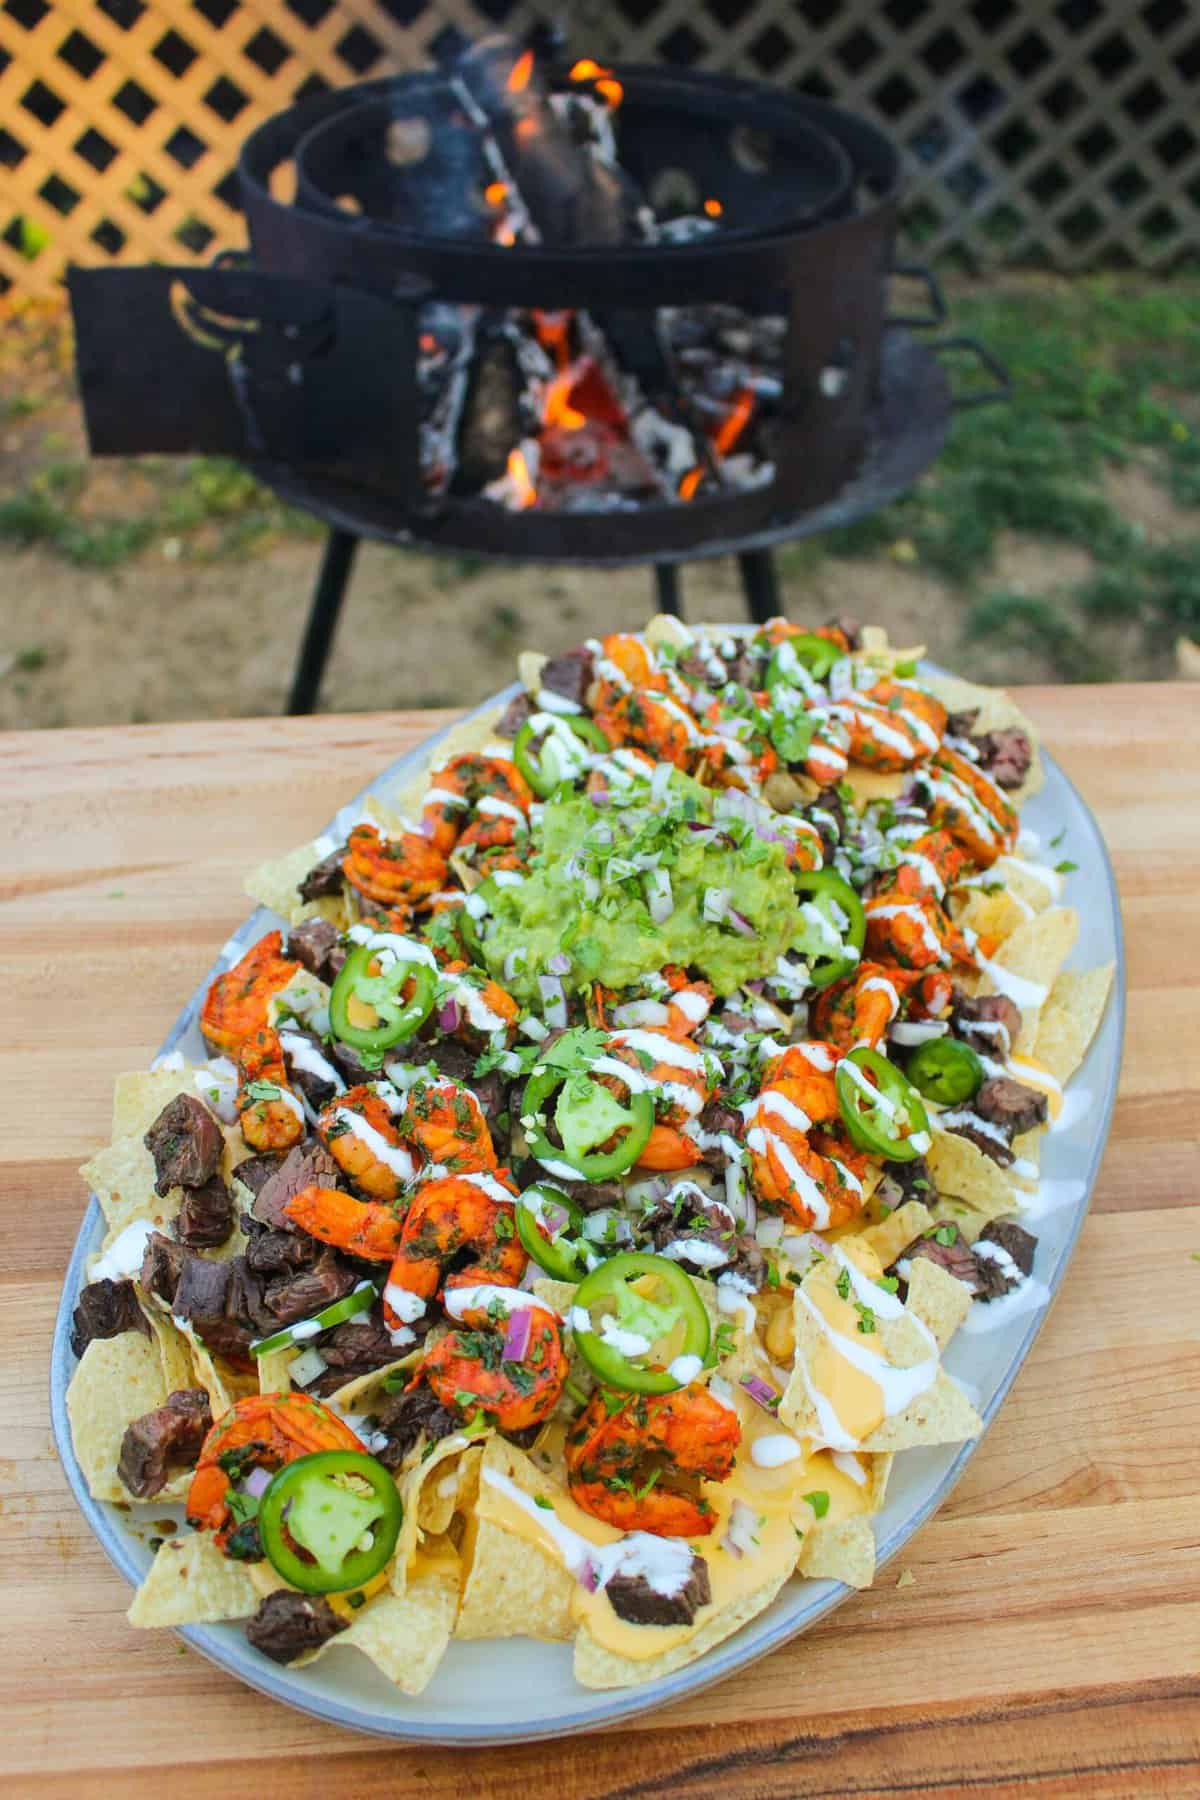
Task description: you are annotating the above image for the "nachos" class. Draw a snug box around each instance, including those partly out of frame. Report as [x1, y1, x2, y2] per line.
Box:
[64, 616, 1113, 1694]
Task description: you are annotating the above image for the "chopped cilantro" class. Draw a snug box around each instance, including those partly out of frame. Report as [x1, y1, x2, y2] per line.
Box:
[1054, 859, 1078, 874]
[835, 1266, 851, 1301]
[804, 1490, 830, 1519]
[854, 1302, 877, 1334]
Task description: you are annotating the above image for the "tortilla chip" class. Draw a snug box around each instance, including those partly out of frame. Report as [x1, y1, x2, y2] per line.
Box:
[128, 1531, 258, 1627]
[644, 613, 693, 651]
[854, 1200, 933, 1270]
[185, 1327, 257, 1417]
[455, 1437, 576, 1641]
[905, 1258, 972, 1350]
[326, 1352, 420, 1415]
[795, 1513, 876, 1589]
[254, 1347, 294, 1394]
[925, 1131, 1021, 1242]
[573, 1570, 789, 1690]
[112, 1065, 203, 1140]
[977, 907, 1079, 1054]
[391, 1431, 482, 1594]
[858, 1372, 982, 1453]
[417, 1441, 483, 1536]
[146, 1309, 200, 1394]
[304, 1559, 458, 1693]
[1010, 1128, 1041, 1192]
[953, 885, 1034, 950]
[922, 670, 1044, 802]
[1035, 963, 1115, 1086]
[66, 1330, 168, 1502]
[989, 854, 1061, 918]
[82, 1134, 180, 1237]
[245, 840, 332, 923]
[518, 650, 547, 693]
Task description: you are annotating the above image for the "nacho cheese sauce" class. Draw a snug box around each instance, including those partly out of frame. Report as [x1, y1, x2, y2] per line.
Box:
[795, 1245, 937, 1450]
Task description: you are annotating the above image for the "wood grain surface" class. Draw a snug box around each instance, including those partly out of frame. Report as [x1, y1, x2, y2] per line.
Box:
[2, 688, 1198, 1798]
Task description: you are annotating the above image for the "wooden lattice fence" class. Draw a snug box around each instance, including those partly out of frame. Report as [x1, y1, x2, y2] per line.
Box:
[1, 0, 1198, 299]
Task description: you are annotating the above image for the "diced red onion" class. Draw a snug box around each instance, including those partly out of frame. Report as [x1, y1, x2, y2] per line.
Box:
[547, 951, 572, 977]
[542, 1201, 571, 1238]
[723, 1498, 760, 1559]
[578, 1557, 601, 1593]
[726, 905, 755, 938]
[438, 998, 461, 1033]
[740, 1375, 782, 1414]
[502, 1307, 533, 1363]
[242, 1466, 273, 1499]
[419, 816, 437, 840]
[537, 973, 568, 1028]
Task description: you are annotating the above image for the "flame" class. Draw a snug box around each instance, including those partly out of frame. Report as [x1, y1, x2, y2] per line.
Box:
[544, 369, 587, 431]
[484, 180, 508, 207]
[703, 197, 723, 218]
[506, 448, 537, 508]
[568, 57, 623, 107]
[713, 388, 755, 457]
[507, 49, 535, 94]
[419, 333, 438, 353]
[678, 467, 704, 502]
[569, 58, 606, 80]
[515, 116, 539, 143]
[533, 309, 572, 371]
[496, 221, 516, 246]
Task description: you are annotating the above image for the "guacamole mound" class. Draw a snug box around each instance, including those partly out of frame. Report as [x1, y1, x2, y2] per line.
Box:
[481, 775, 802, 999]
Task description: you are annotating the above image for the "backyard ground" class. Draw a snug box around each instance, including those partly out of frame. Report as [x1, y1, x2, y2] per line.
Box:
[1, 274, 1198, 730]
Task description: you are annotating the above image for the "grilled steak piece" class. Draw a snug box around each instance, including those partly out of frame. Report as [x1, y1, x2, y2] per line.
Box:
[538, 645, 593, 708]
[320, 1317, 399, 1371]
[974, 727, 1032, 789]
[900, 1223, 985, 1297]
[297, 845, 346, 903]
[70, 1278, 150, 1358]
[938, 1107, 1015, 1168]
[118, 1388, 212, 1499]
[140, 1232, 186, 1306]
[246, 1591, 348, 1664]
[261, 1250, 355, 1326]
[252, 1140, 342, 1232]
[824, 613, 863, 650]
[495, 690, 535, 738]
[231, 1153, 283, 1198]
[287, 917, 342, 982]
[973, 1219, 1039, 1299]
[171, 1253, 268, 1360]
[373, 1382, 459, 1471]
[637, 1194, 763, 1289]
[804, 784, 854, 857]
[951, 991, 1023, 1059]
[279, 1027, 344, 1114]
[695, 1101, 742, 1171]
[144, 1094, 223, 1198]
[875, 1156, 937, 1216]
[176, 1174, 234, 1248]
[975, 1076, 1048, 1138]
[606, 1552, 711, 1628]
[242, 1214, 320, 1279]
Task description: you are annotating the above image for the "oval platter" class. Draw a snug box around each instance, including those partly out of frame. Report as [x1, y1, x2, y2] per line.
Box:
[50, 664, 1124, 1746]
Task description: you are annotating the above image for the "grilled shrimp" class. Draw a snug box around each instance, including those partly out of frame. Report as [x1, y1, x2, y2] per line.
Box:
[200, 931, 300, 1057]
[565, 1385, 741, 1537]
[865, 864, 977, 972]
[283, 1184, 405, 1260]
[746, 1053, 869, 1232]
[235, 1026, 305, 1153]
[918, 746, 1018, 868]
[588, 632, 663, 710]
[454, 812, 532, 876]
[342, 822, 448, 909]
[186, 1392, 364, 1548]
[594, 687, 700, 770]
[421, 753, 533, 858]
[403, 1077, 499, 1173]
[810, 961, 953, 1053]
[417, 1301, 567, 1431]
[317, 1083, 416, 1201]
[802, 706, 852, 786]
[605, 1025, 712, 1171]
[384, 1172, 522, 1305]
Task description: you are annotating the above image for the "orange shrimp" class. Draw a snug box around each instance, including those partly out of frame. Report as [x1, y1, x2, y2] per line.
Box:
[418, 1302, 567, 1431]
[594, 687, 701, 770]
[588, 633, 664, 708]
[343, 822, 448, 909]
[283, 1184, 405, 1260]
[200, 931, 300, 1057]
[383, 1172, 524, 1320]
[810, 962, 953, 1053]
[455, 812, 533, 876]
[604, 1025, 711, 1171]
[827, 688, 928, 772]
[662, 970, 714, 1037]
[801, 705, 852, 786]
[317, 1084, 416, 1200]
[439, 960, 520, 1041]
[402, 1077, 498, 1173]
[918, 747, 1018, 868]
[186, 1393, 364, 1548]
[422, 754, 533, 857]
[864, 864, 976, 973]
[585, 745, 656, 803]
[745, 1066, 867, 1231]
[235, 1026, 306, 1152]
[565, 1385, 741, 1537]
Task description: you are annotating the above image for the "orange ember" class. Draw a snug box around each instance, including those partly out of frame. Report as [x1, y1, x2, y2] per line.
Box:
[533, 309, 572, 370]
[496, 221, 516, 246]
[507, 49, 535, 94]
[596, 78, 624, 107]
[543, 370, 587, 431]
[713, 388, 755, 457]
[419, 333, 437, 353]
[507, 448, 537, 509]
[484, 180, 508, 206]
[515, 116, 539, 144]
[678, 467, 704, 501]
[704, 197, 723, 218]
[568, 57, 623, 107]
[569, 58, 606, 81]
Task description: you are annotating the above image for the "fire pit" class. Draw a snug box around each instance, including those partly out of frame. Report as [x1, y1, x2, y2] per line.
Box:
[68, 34, 1008, 711]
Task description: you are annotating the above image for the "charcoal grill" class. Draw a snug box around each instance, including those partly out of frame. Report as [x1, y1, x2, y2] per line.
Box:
[68, 42, 1008, 713]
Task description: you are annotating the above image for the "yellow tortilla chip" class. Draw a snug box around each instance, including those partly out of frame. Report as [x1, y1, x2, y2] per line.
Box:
[112, 1065, 203, 1140]
[977, 907, 1079, 1054]
[988, 853, 1062, 918]
[326, 1351, 420, 1414]
[1035, 963, 1115, 1086]
[128, 1532, 258, 1628]
[67, 1330, 169, 1503]
[455, 1437, 575, 1641]
[391, 1431, 482, 1594]
[795, 1513, 876, 1589]
[82, 1135, 180, 1236]
[245, 839, 335, 924]
[953, 884, 1034, 950]
[573, 1570, 789, 1690]
[388, 702, 508, 822]
[146, 1309, 199, 1394]
[858, 1372, 982, 1453]
[922, 670, 1044, 802]
[925, 1131, 1021, 1242]
[853, 1200, 933, 1270]
[184, 1327, 257, 1417]
[254, 1347, 294, 1394]
[905, 1258, 972, 1351]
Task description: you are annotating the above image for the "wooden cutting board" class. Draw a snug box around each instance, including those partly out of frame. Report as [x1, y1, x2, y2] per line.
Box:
[2, 687, 1197, 1797]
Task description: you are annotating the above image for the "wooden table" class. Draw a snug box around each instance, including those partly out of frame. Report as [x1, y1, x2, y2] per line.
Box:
[3, 689, 1198, 1797]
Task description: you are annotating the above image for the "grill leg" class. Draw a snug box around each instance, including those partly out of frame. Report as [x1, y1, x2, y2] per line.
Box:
[654, 562, 682, 618]
[287, 528, 359, 715]
[737, 549, 780, 626]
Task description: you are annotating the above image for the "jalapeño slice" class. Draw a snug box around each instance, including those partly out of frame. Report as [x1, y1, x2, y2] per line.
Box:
[571, 1252, 710, 1393]
[765, 633, 840, 690]
[835, 1046, 931, 1163]
[257, 1450, 403, 1594]
[793, 869, 866, 989]
[515, 1183, 591, 1282]
[905, 1037, 984, 1106]
[329, 940, 436, 1053]
[513, 715, 608, 798]
[522, 1067, 654, 1181]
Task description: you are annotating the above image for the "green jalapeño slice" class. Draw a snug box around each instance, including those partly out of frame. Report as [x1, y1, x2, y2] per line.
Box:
[257, 1450, 403, 1594]
[570, 1252, 710, 1393]
[329, 939, 436, 1054]
[793, 869, 866, 989]
[835, 1046, 931, 1162]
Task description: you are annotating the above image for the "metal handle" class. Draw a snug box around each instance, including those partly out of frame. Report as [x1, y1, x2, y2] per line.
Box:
[887, 261, 946, 330]
[929, 334, 1012, 408]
